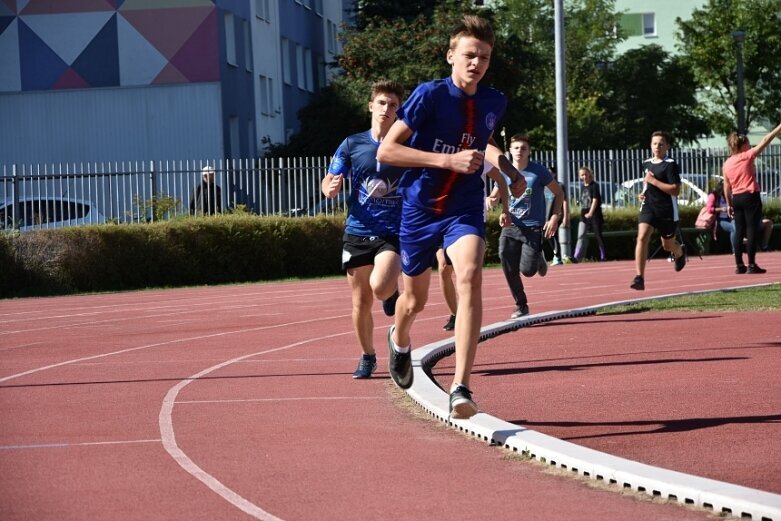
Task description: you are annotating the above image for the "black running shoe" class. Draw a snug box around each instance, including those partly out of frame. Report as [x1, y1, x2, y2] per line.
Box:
[735, 265, 748, 274]
[630, 275, 645, 290]
[387, 326, 412, 389]
[442, 314, 456, 331]
[382, 290, 399, 317]
[674, 245, 686, 272]
[510, 304, 529, 319]
[352, 354, 377, 379]
[747, 264, 767, 274]
[449, 384, 478, 419]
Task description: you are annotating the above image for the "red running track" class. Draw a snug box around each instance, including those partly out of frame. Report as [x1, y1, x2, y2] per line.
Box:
[0, 251, 778, 520]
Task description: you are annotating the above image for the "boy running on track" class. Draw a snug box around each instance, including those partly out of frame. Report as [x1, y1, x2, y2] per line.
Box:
[490, 133, 564, 318]
[321, 80, 406, 379]
[377, 15, 525, 419]
[630, 130, 686, 290]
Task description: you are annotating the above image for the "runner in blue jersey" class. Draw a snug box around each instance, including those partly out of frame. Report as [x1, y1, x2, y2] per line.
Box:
[377, 15, 525, 419]
[321, 80, 405, 380]
[489, 134, 564, 318]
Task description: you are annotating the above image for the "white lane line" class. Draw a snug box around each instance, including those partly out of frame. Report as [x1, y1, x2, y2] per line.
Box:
[176, 396, 383, 405]
[159, 331, 349, 521]
[0, 312, 350, 383]
[0, 438, 161, 450]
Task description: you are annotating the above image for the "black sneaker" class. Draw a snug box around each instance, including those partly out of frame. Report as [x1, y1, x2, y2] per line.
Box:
[442, 314, 456, 331]
[449, 384, 478, 419]
[674, 245, 686, 272]
[352, 354, 377, 379]
[537, 252, 548, 277]
[387, 325, 412, 389]
[735, 265, 748, 274]
[382, 290, 399, 317]
[510, 304, 529, 319]
[747, 264, 767, 274]
[630, 275, 645, 290]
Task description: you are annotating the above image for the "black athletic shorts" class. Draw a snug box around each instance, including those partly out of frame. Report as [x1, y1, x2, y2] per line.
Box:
[341, 233, 400, 270]
[638, 210, 677, 239]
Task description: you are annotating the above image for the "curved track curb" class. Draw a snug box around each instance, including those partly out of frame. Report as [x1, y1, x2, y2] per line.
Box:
[405, 283, 781, 521]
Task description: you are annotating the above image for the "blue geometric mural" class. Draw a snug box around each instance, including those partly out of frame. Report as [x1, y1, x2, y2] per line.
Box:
[0, 0, 218, 92]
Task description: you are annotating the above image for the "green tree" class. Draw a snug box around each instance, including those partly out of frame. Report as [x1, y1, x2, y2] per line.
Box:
[676, 0, 781, 136]
[598, 45, 709, 148]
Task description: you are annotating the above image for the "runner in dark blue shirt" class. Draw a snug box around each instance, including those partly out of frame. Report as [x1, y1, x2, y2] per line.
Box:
[321, 80, 406, 380]
[377, 15, 524, 419]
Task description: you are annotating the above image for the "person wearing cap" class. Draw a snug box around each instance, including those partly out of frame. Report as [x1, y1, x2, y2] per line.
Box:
[190, 165, 223, 215]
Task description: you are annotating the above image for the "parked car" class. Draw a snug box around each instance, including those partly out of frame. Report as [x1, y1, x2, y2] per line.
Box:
[613, 175, 710, 208]
[0, 196, 106, 231]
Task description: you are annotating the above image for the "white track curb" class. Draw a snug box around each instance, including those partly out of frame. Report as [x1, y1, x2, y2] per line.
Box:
[404, 284, 781, 521]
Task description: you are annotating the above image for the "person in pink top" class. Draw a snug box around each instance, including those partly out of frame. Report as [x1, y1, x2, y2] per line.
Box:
[722, 122, 781, 274]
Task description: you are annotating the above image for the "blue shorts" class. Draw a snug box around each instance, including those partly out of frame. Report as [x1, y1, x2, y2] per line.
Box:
[399, 206, 485, 276]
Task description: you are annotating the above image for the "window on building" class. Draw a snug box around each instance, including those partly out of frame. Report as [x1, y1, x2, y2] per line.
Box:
[248, 120, 255, 156]
[296, 44, 305, 90]
[303, 0, 312, 9]
[244, 20, 252, 71]
[327, 20, 337, 55]
[314, 0, 323, 15]
[259, 75, 275, 116]
[316, 54, 326, 89]
[642, 13, 656, 37]
[256, 0, 270, 22]
[304, 48, 313, 92]
[225, 12, 236, 66]
[281, 38, 291, 85]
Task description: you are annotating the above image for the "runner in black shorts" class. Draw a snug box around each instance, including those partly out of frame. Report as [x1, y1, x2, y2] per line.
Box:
[342, 234, 400, 271]
[322, 80, 406, 379]
[631, 130, 686, 290]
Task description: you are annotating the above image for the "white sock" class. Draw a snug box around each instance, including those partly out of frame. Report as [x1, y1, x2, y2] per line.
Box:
[392, 343, 410, 354]
[450, 382, 467, 393]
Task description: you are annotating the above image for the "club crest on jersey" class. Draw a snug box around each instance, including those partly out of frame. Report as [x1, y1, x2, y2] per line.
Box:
[485, 112, 497, 131]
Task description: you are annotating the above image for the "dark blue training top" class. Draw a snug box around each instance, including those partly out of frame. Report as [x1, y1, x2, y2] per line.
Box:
[328, 130, 405, 236]
[397, 77, 507, 217]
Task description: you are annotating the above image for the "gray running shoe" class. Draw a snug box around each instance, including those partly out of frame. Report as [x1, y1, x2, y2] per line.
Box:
[449, 384, 478, 419]
[387, 325, 412, 389]
[510, 304, 529, 319]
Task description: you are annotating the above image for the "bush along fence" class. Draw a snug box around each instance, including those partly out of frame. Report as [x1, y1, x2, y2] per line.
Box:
[3, 203, 780, 298]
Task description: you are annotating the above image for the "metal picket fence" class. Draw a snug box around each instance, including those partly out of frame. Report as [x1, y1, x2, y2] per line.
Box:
[1, 146, 779, 232]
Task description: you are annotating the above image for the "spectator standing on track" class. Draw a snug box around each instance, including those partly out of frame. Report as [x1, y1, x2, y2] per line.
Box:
[190, 165, 222, 215]
[722, 122, 781, 274]
[377, 15, 524, 419]
[630, 131, 686, 291]
[321, 80, 406, 379]
[489, 134, 564, 318]
[573, 166, 607, 262]
[545, 165, 570, 266]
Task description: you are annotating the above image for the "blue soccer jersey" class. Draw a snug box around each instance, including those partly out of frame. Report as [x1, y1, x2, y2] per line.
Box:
[328, 130, 404, 236]
[398, 77, 507, 217]
[500, 161, 553, 227]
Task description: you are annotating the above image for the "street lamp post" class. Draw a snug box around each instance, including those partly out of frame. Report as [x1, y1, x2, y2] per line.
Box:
[732, 30, 746, 135]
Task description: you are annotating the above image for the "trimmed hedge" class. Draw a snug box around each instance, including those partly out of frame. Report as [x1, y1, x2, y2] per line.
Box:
[1, 201, 779, 298]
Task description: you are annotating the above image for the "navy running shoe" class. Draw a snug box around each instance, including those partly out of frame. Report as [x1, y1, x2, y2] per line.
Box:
[352, 354, 377, 379]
